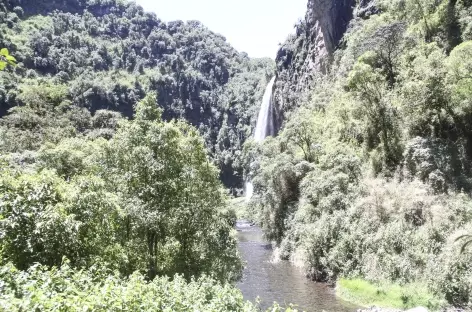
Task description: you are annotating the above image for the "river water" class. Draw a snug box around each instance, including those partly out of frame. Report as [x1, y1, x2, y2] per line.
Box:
[236, 220, 358, 312]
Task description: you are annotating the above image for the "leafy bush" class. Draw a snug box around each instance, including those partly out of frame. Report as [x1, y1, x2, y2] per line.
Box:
[256, 162, 472, 307]
[0, 262, 258, 312]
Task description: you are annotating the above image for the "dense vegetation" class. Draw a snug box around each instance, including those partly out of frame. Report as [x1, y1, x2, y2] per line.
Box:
[0, 262, 251, 311]
[1, 92, 242, 279]
[2, 0, 472, 310]
[0, 86, 284, 310]
[249, 0, 472, 309]
[0, 260, 296, 311]
[0, 0, 279, 308]
[0, 0, 274, 189]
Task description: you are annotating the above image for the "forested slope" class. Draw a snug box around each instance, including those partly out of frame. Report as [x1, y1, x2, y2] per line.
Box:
[0, 1, 284, 311]
[0, 0, 274, 188]
[249, 0, 472, 309]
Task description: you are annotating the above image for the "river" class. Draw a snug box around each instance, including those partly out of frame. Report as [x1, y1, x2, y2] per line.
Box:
[236, 220, 358, 312]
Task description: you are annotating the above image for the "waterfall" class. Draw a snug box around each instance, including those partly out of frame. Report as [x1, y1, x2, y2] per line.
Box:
[253, 77, 276, 142]
[246, 77, 276, 201]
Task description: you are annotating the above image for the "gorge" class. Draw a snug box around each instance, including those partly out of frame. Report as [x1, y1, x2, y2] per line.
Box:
[1, 0, 472, 311]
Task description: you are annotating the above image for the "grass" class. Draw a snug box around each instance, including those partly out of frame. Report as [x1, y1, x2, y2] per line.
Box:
[336, 278, 445, 311]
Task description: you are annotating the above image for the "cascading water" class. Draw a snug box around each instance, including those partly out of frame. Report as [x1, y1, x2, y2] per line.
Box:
[245, 77, 276, 200]
[254, 77, 276, 142]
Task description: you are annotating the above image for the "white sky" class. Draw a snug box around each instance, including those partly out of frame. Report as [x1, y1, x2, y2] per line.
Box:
[135, 0, 308, 59]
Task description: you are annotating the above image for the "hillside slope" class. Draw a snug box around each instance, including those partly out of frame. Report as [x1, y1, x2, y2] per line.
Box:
[250, 0, 472, 309]
[0, 0, 274, 188]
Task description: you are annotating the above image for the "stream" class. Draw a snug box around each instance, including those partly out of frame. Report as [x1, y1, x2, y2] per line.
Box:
[236, 220, 358, 312]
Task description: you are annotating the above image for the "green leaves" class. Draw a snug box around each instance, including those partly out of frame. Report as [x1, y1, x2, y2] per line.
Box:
[0, 263, 262, 312]
[0, 48, 16, 71]
[102, 94, 242, 281]
[447, 41, 472, 105]
[0, 92, 242, 284]
[134, 92, 162, 122]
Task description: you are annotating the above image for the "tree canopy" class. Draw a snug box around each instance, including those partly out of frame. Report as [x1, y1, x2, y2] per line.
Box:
[1, 93, 241, 283]
[0, 0, 274, 188]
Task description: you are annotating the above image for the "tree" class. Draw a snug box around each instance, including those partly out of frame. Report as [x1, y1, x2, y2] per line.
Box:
[0, 80, 93, 152]
[0, 0, 273, 189]
[362, 22, 407, 86]
[1, 93, 242, 282]
[382, 0, 445, 42]
[282, 108, 324, 163]
[398, 43, 453, 138]
[348, 53, 403, 172]
[101, 93, 242, 281]
[447, 41, 472, 106]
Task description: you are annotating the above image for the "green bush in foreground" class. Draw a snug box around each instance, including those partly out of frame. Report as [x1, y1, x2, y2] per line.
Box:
[0, 261, 296, 312]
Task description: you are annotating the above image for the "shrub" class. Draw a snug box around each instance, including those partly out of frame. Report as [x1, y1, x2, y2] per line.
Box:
[0, 262, 256, 312]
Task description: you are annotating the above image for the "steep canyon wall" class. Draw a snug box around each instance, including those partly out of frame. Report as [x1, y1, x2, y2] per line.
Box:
[272, 0, 375, 130]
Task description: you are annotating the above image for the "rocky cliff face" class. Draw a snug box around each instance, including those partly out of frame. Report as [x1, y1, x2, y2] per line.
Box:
[272, 0, 375, 131]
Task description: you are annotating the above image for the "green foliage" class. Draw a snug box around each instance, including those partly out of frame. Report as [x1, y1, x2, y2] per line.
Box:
[0, 166, 128, 272]
[0, 262, 262, 312]
[337, 278, 444, 310]
[396, 42, 472, 192]
[102, 93, 242, 281]
[0, 1, 274, 188]
[0, 79, 119, 152]
[428, 236, 472, 307]
[381, 0, 445, 40]
[1, 94, 242, 283]
[0, 170, 75, 270]
[348, 54, 403, 173]
[447, 41, 472, 105]
[398, 43, 450, 136]
[282, 108, 324, 162]
[250, 1, 472, 309]
[0, 1, 275, 309]
[248, 137, 313, 244]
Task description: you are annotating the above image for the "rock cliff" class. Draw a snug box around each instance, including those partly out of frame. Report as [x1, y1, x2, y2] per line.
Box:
[272, 0, 375, 131]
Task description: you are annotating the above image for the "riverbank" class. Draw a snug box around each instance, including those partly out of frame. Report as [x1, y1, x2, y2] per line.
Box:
[229, 197, 463, 312]
[337, 279, 446, 312]
[235, 220, 357, 312]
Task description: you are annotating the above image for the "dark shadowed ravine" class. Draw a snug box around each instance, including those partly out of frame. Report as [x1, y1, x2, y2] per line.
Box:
[236, 220, 358, 312]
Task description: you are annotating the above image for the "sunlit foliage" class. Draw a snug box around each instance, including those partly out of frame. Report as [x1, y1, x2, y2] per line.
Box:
[249, 0, 472, 308]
